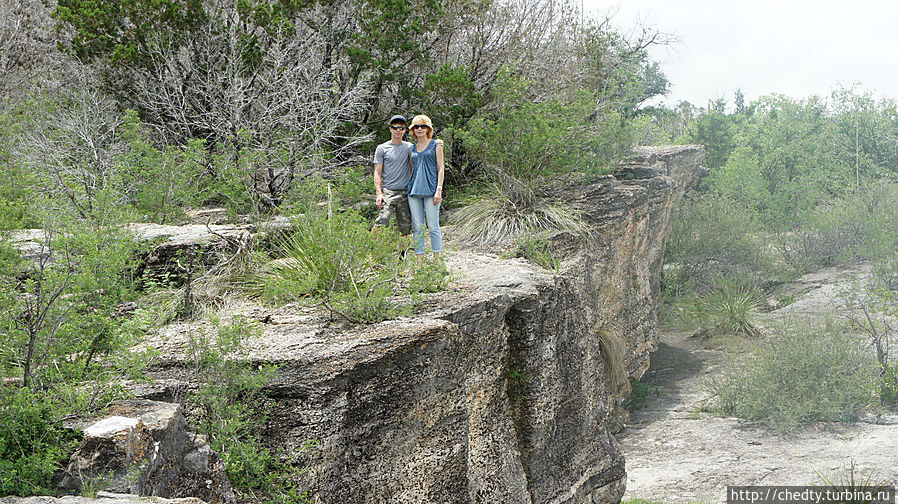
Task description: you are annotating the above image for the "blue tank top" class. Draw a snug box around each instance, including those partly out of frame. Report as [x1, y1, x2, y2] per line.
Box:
[407, 140, 439, 197]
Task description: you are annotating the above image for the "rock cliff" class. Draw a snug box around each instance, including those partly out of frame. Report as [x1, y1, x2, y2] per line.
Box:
[139, 145, 705, 503]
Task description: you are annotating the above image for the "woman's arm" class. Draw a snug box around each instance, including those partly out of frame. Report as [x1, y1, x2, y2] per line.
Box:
[434, 141, 445, 205]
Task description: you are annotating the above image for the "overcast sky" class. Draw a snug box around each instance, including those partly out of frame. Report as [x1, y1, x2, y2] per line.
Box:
[582, 0, 898, 108]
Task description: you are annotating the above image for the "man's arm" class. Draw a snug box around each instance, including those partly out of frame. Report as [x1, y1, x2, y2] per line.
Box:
[374, 163, 385, 209]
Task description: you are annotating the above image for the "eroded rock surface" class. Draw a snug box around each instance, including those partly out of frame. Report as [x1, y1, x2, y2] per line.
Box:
[139, 145, 705, 503]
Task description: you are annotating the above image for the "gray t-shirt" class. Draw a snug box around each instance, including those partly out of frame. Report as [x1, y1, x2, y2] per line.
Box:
[374, 140, 412, 190]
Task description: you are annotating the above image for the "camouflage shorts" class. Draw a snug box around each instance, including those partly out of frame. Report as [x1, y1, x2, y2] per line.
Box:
[374, 188, 412, 235]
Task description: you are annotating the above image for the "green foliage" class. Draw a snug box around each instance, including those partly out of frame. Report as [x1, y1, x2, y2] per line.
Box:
[408, 259, 449, 294]
[260, 209, 446, 323]
[678, 277, 762, 341]
[710, 320, 877, 431]
[503, 234, 562, 273]
[0, 108, 38, 230]
[348, 0, 444, 83]
[664, 194, 779, 286]
[685, 107, 735, 169]
[187, 315, 311, 503]
[0, 217, 152, 495]
[0, 386, 82, 496]
[694, 89, 898, 229]
[117, 110, 207, 223]
[577, 21, 670, 113]
[777, 180, 898, 274]
[0, 219, 145, 389]
[54, 0, 206, 65]
[457, 72, 625, 182]
[880, 363, 898, 406]
[285, 166, 375, 219]
[625, 380, 662, 411]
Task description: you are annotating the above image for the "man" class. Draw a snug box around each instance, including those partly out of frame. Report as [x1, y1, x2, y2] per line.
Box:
[373, 115, 414, 235]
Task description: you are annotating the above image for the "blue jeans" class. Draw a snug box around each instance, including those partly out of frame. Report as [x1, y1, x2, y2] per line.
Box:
[408, 196, 442, 254]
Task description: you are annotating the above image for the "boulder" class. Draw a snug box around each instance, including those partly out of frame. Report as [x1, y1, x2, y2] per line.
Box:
[57, 400, 234, 504]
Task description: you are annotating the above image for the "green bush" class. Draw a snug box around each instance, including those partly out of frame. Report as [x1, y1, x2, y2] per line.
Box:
[0, 219, 153, 496]
[880, 363, 898, 406]
[665, 195, 778, 283]
[186, 316, 311, 503]
[0, 387, 82, 496]
[710, 321, 877, 431]
[779, 180, 898, 273]
[260, 209, 446, 323]
[284, 166, 375, 219]
[117, 111, 207, 224]
[626, 380, 662, 411]
[502, 233, 562, 273]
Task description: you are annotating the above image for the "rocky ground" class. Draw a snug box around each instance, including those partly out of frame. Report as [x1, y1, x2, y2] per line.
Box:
[617, 263, 898, 504]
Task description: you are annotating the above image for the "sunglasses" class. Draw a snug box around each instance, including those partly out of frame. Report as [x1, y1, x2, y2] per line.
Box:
[411, 125, 429, 130]
[390, 125, 406, 130]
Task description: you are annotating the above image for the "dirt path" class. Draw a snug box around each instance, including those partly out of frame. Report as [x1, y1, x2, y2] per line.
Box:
[617, 264, 898, 503]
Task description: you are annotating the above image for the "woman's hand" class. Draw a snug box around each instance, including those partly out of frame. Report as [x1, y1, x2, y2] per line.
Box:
[434, 187, 442, 205]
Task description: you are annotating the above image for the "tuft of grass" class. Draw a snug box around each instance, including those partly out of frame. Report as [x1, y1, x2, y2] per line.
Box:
[814, 459, 891, 504]
[680, 277, 763, 342]
[257, 209, 448, 323]
[709, 319, 878, 432]
[452, 176, 585, 245]
[598, 325, 629, 393]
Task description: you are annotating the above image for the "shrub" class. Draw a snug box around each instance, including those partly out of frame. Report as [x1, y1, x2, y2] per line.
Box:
[186, 316, 311, 503]
[456, 71, 623, 183]
[260, 209, 447, 323]
[665, 195, 777, 284]
[626, 380, 662, 410]
[284, 166, 375, 219]
[117, 110, 206, 224]
[710, 320, 877, 431]
[778, 180, 898, 273]
[0, 386, 82, 496]
[880, 363, 898, 406]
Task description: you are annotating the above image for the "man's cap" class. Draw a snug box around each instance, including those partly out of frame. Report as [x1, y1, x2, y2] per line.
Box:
[389, 115, 407, 125]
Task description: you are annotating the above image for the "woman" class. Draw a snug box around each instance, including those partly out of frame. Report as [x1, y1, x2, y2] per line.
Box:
[406, 114, 444, 256]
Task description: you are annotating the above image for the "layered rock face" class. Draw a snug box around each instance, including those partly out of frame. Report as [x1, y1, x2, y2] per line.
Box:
[142, 145, 704, 503]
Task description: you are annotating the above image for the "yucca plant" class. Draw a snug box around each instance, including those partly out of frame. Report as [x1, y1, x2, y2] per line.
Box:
[684, 280, 763, 340]
[452, 173, 585, 245]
